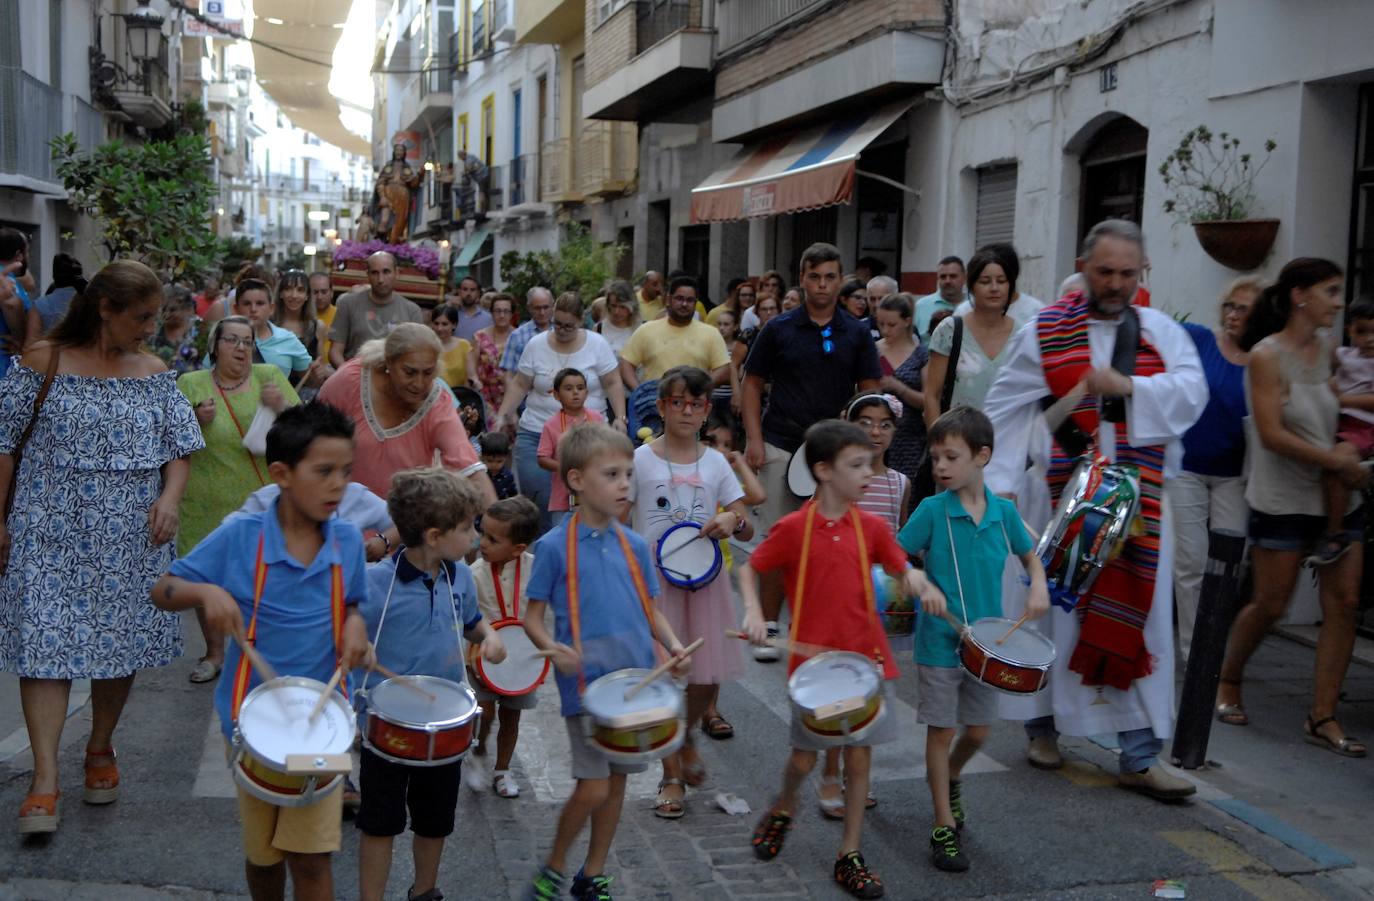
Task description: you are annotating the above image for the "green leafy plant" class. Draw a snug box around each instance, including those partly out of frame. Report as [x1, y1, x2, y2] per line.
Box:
[1159, 126, 1276, 223]
[217, 235, 264, 275]
[498, 222, 624, 317]
[50, 132, 220, 276]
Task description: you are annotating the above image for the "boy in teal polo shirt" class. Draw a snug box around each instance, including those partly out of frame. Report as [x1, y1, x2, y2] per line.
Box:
[898, 406, 1048, 874]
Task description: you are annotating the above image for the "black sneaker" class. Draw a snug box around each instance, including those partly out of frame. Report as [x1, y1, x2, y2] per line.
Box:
[569, 868, 613, 900]
[949, 779, 965, 831]
[1305, 536, 1352, 569]
[930, 825, 969, 872]
[751, 809, 792, 860]
[834, 850, 884, 898]
[407, 888, 443, 901]
[525, 866, 564, 901]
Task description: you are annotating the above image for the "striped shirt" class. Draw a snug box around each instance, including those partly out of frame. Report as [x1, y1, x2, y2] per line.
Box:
[857, 469, 908, 535]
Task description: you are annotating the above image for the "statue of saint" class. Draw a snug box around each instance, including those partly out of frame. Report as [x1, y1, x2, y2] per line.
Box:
[372, 142, 422, 244]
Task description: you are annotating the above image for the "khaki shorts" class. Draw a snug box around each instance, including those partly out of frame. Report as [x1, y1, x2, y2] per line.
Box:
[916, 665, 999, 729]
[753, 442, 803, 541]
[228, 742, 343, 866]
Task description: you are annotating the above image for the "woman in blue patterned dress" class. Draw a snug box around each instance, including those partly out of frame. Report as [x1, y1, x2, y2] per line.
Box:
[0, 260, 203, 835]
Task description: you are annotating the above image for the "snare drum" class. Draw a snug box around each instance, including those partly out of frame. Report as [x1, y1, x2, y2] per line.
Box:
[786, 445, 816, 498]
[581, 669, 685, 764]
[363, 676, 480, 766]
[231, 676, 355, 807]
[474, 619, 551, 697]
[655, 521, 723, 591]
[788, 652, 884, 746]
[957, 617, 1056, 695]
[1037, 458, 1141, 610]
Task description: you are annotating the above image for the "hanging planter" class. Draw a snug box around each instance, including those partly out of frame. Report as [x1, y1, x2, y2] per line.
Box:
[1191, 218, 1280, 271]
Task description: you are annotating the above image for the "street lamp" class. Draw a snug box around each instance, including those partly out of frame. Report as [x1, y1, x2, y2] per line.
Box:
[123, 0, 165, 64]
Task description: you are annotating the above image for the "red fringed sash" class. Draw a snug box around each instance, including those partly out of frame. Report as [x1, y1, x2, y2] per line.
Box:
[1040, 294, 1165, 689]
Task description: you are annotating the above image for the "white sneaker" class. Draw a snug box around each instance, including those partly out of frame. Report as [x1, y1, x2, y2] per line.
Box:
[463, 756, 488, 793]
[753, 622, 781, 662]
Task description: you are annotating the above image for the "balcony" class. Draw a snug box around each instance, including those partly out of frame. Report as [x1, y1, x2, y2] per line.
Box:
[400, 60, 452, 131]
[90, 37, 175, 130]
[582, 0, 713, 122]
[487, 164, 505, 211]
[515, 0, 582, 45]
[72, 97, 107, 153]
[0, 69, 63, 188]
[507, 153, 542, 209]
[716, 0, 826, 53]
[206, 79, 238, 108]
[539, 137, 581, 203]
[575, 121, 637, 197]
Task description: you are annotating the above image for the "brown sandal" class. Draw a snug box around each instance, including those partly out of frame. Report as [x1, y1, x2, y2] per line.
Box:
[84, 747, 119, 805]
[17, 791, 59, 835]
[1304, 716, 1367, 758]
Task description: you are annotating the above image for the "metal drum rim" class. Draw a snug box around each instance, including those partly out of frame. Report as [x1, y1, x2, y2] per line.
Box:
[965, 618, 1057, 668]
[369, 676, 478, 730]
[238, 676, 356, 766]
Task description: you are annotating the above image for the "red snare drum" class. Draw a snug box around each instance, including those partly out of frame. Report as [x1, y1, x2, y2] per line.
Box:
[473, 619, 550, 697]
[363, 676, 479, 766]
[958, 617, 1056, 695]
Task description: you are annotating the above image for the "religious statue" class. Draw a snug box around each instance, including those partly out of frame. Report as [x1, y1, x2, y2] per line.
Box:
[371, 142, 422, 244]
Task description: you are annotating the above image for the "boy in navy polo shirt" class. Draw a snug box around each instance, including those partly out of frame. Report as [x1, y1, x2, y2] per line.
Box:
[522, 422, 690, 901]
[154, 402, 371, 901]
[897, 407, 1048, 874]
[353, 467, 507, 901]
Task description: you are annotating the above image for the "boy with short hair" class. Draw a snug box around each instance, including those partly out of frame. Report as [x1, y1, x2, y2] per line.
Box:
[353, 467, 507, 901]
[153, 402, 372, 901]
[479, 431, 518, 500]
[467, 495, 543, 797]
[537, 368, 605, 524]
[897, 406, 1048, 873]
[740, 419, 922, 900]
[523, 422, 690, 901]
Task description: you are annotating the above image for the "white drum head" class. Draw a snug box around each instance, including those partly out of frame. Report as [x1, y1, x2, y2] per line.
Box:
[788, 652, 880, 713]
[656, 523, 721, 588]
[582, 669, 682, 726]
[370, 676, 476, 728]
[967, 618, 1056, 667]
[786, 445, 816, 498]
[476, 621, 550, 696]
[239, 677, 355, 767]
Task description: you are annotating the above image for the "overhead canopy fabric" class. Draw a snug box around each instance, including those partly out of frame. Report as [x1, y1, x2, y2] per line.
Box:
[452, 225, 495, 276]
[690, 101, 912, 224]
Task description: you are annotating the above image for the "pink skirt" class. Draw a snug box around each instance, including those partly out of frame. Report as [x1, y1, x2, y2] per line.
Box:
[654, 568, 745, 686]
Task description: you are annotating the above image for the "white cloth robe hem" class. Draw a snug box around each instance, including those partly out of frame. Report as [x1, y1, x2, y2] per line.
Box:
[983, 307, 1207, 740]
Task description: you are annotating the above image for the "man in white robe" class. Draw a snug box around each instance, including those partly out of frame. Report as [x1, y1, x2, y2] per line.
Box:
[983, 219, 1208, 801]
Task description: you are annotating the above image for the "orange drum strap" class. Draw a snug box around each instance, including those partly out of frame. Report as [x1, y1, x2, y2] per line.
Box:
[788, 504, 883, 671]
[330, 559, 347, 699]
[230, 535, 269, 722]
[566, 513, 656, 693]
[492, 557, 522, 620]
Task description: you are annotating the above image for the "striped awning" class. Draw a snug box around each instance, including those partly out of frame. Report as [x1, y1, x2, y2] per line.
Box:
[690, 101, 912, 223]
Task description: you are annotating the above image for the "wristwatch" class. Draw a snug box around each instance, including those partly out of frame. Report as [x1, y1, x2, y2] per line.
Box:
[369, 531, 392, 554]
[732, 512, 748, 535]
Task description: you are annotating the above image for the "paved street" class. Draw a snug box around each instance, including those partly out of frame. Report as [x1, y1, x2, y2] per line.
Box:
[2, 610, 1373, 901]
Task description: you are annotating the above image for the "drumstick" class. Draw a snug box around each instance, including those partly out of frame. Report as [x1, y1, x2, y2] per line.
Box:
[658, 532, 706, 563]
[307, 665, 345, 723]
[623, 637, 706, 701]
[369, 661, 438, 702]
[724, 629, 833, 660]
[995, 610, 1032, 646]
[232, 629, 279, 682]
[1043, 379, 1089, 433]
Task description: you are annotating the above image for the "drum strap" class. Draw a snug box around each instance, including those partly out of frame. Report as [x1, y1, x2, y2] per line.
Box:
[790, 503, 883, 672]
[942, 508, 1012, 629]
[230, 533, 348, 721]
[362, 549, 469, 697]
[565, 513, 656, 693]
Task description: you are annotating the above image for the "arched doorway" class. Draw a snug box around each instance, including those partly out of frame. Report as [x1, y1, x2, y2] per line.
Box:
[1078, 116, 1149, 244]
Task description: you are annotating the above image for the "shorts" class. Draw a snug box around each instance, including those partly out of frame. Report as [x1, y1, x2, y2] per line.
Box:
[916, 665, 999, 729]
[788, 684, 898, 751]
[230, 741, 343, 866]
[355, 746, 462, 838]
[564, 715, 649, 780]
[753, 442, 803, 540]
[1249, 508, 1363, 552]
[468, 666, 539, 710]
[1337, 414, 1374, 458]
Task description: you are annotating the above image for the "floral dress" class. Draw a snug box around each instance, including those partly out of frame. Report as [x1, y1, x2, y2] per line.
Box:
[0, 365, 204, 679]
[473, 330, 507, 413]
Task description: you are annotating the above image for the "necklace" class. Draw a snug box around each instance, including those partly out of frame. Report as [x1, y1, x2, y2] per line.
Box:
[214, 371, 250, 392]
[661, 440, 703, 523]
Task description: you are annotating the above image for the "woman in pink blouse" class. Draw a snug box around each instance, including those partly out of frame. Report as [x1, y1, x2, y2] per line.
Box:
[317, 323, 496, 506]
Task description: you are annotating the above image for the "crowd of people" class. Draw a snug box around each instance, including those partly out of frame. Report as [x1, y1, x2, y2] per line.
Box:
[0, 216, 1368, 901]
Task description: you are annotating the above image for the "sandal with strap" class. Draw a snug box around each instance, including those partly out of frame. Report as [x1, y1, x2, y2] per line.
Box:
[17, 791, 59, 835]
[834, 850, 884, 899]
[701, 714, 735, 740]
[493, 771, 520, 799]
[751, 809, 792, 860]
[1215, 677, 1249, 726]
[84, 747, 119, 805]
[654, 778, 686, 819]
[1305, 715, 1367, 758]
[818, 776, 845, 820]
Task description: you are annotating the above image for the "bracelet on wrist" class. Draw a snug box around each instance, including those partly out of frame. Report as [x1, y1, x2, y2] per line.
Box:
[732, 512, 747, 535]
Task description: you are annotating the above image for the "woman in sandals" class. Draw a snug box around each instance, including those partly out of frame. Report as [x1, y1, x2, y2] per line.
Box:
[1216, 258, 1368, 757]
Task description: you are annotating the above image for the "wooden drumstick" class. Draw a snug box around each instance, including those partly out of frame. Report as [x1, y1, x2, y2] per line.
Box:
[623, 637, 706, 701]
[996, 610, 1032, 646]
[370, 661, 438, 702]
[232, 629, 279, 682]
[724, 629, 833, 660]
[307, 665, 345, 723]
[658, 532, 707, 563]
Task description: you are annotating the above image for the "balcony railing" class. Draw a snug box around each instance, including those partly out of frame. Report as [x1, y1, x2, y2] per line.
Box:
[0, 68, 63, 183]
[73, 96, 106, 153]
[449, 30, 464, 71]
[636, 0, 694, 53]
[540, 137, 577, 202]
[508, 153, 539, 206]
[717, 0, 826, 52]
[576, 121, 636, 196]
[487, 164, 504, 211]
[418, 59, 449, 98]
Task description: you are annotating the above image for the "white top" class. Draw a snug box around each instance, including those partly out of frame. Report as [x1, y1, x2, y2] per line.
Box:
[516, 330, 619, 433]
[1335, 345, 1374, 426]
[629, 442, 744, 543]
[597, 320, 639, 358]
[238, 481, 393, 533]
[953, 292, 1045, 329]
[740, 306, 760, 332]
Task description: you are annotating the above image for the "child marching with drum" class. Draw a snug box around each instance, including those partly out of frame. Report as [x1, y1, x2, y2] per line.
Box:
[467, 495, 543, 797]
[740, 420, 922, 900]
[630, 366, 754, 817]
[896, 407, 1049, 873]
[523, 422, 692, 901]
[152, 403, 372, 901]
[538, 368, 605, 524]
[353, 467, 507, 901]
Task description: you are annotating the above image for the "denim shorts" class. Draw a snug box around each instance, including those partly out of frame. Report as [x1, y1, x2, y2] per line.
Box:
[1248, 508, 1363, 552]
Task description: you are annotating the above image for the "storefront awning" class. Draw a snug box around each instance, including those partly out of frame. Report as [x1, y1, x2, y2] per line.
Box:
[451, 225, 495, 277]
[690, 101, 912, 223]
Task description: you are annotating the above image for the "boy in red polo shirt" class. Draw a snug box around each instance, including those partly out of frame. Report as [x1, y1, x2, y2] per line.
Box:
[740, 420, 922, 900]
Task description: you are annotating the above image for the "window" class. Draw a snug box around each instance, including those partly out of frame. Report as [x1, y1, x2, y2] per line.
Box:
[975, 164, 1018, 249]
[48, 0, 61, 89]
[471, 0, 485, 56]
[597, 0, 630, 25]
[1079, 117, 1148, 247]
[512, 89, 522, 160]
[480, 94, 495, 165]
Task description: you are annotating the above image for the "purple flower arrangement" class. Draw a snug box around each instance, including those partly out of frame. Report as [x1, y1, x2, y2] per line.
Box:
[333, 239, 441, 279]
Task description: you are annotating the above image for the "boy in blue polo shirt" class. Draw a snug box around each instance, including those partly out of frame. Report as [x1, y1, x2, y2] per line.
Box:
[153, 402, 371, 901]
[897, 406, 1049, 874]
[353, 467, 507, 901]
[522, 422, 690, 901]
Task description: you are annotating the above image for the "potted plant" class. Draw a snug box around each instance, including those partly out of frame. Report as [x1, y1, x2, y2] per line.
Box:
[1160, 126, 1278, 270]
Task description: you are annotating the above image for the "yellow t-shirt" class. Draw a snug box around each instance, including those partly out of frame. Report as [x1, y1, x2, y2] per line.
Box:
[316, 304, 337, 360]
[439, 338, 472, 388]
[618, 318, 730, 381]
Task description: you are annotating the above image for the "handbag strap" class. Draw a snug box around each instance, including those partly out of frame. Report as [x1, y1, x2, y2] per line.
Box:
[5, 349, 61, 517]
[939, 317, 963, 413]
[215, 376, 268, 487]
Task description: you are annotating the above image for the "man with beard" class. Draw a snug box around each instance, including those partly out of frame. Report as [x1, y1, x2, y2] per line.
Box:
[329, 251, 424, 365]
[453, 274, 492, 342]
[618, 275, 730, 391]
[982, 219, 1207, 800]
